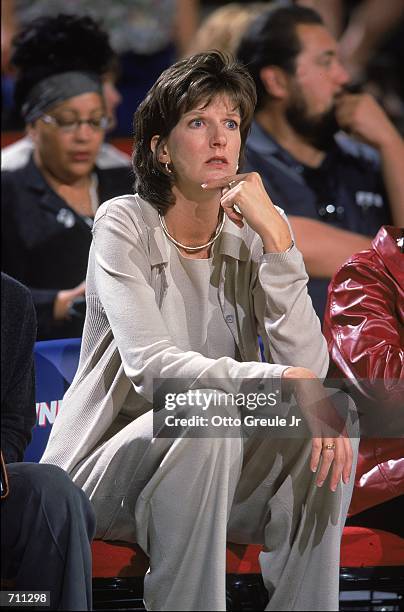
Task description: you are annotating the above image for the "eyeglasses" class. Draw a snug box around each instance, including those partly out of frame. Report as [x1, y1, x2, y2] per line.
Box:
[41, 114, 110, 132]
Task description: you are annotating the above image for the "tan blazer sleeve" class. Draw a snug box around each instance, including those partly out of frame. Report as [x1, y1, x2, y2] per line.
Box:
[251, 208, 329, 379]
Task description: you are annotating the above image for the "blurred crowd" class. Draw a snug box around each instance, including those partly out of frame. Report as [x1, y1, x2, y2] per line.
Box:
[2, 0, 403, 338]
[2, 0, 404, 134]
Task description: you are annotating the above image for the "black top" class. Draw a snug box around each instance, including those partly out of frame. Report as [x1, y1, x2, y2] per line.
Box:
[243, 121, 392, 321]
[1, 155, 134, 340]
[1, 273, 37, 463]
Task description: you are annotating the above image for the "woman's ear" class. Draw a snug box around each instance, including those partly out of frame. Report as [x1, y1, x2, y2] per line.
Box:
[150, 134, 159, 154]
[27, 122, 38, 144]
[151, 135, 170, 163]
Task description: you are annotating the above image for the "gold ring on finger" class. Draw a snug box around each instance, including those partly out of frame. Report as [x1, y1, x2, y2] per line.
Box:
[322, 443, 336, 451]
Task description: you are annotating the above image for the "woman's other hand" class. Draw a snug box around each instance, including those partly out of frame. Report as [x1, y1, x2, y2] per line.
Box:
[283, 366, 354, 492]
[54, 281, 86, 321]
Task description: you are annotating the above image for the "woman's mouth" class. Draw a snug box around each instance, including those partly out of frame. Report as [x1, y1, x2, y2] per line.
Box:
[205, 157, 228, 167]
[71, 152, 91, 162]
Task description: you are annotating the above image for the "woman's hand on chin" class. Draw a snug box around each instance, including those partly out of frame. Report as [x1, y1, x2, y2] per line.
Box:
[201, 172, 293, 253]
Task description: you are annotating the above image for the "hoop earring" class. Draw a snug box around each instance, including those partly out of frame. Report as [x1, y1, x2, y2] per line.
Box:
[165, 162, 172, 174]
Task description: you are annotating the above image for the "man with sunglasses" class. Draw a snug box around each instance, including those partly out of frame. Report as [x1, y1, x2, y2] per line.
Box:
[237, 3, 404, 321]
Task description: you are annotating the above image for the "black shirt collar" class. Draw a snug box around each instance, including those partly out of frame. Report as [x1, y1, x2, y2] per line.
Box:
[248, 120, 341, 174]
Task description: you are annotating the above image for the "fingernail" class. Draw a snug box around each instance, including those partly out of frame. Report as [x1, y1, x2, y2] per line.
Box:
[331, 485, 336, 492]
[317, 481, 323, 487]
[201, 183, 207, 188]
[311, 466, 317, 473]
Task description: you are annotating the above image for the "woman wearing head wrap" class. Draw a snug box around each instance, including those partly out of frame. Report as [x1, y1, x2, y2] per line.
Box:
[1, 14, 133, 340]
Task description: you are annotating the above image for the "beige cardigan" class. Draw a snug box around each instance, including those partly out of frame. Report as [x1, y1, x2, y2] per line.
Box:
[41, 194, 328, 472]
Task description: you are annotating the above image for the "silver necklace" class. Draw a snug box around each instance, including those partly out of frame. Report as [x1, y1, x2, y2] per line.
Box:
[158, 211, 225, 252]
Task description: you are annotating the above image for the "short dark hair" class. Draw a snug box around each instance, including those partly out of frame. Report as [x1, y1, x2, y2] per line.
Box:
[11, 14, 114, 113]
[236, 3, 323, 110]
[133, 51, 257, 212]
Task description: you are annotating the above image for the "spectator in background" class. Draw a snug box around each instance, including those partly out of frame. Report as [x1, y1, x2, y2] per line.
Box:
[1, 0, 200, 137]
[297, 0, 404, 132]
[1, 272, 95, 610]
[186, 2, 268, 57]
[236, 3, 404, 321]
[2, 51, 131, 172]
[323, 226, 404, 538]
[109, 0, 200, 135]
[1, 14, 134, 341]
[297, 0, 404, 83]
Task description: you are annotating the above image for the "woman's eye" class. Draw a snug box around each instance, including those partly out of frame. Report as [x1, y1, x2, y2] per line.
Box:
[59, 119, 76, 128]
[226, 120, 239, 129]
[190, 119, 203, 128]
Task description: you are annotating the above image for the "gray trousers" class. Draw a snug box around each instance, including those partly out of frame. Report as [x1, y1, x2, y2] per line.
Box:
[72, 400, 359, 612]
[1, 463, 95, 611]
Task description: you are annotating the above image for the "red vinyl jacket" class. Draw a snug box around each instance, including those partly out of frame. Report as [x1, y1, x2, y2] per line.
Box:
[324, 226, 404, 515]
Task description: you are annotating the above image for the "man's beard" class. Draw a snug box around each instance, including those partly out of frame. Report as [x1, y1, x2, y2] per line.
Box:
[285, 85, 340, 151]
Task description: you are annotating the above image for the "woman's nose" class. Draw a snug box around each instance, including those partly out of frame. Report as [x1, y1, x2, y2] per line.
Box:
[74, 122, 94, 140]
[210, 127, 227, 147]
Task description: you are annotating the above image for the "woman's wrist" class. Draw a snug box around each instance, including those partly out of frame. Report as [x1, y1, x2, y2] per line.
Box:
[259, 215, 293, 253]
[262, 232, 294, 253]
[282, 366, 316, 379]
[54, 290, 72, 321]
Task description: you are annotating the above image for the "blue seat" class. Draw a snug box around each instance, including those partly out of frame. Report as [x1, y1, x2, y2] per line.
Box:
[25, 338, 81, 462]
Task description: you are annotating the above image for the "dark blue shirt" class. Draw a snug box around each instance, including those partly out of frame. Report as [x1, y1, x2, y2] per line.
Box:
[1, 273, 37, 463]
[1, 156, 134, 340]
[243, 121, 391, 320]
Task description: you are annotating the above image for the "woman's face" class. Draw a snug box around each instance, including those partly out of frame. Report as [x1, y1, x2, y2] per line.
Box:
[160, 94, 241, 193]
[29, 92, 106, 183]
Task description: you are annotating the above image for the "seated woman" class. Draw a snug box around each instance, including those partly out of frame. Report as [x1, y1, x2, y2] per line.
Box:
[1, 14, 133, 340]
[42, 51, 357, 611]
